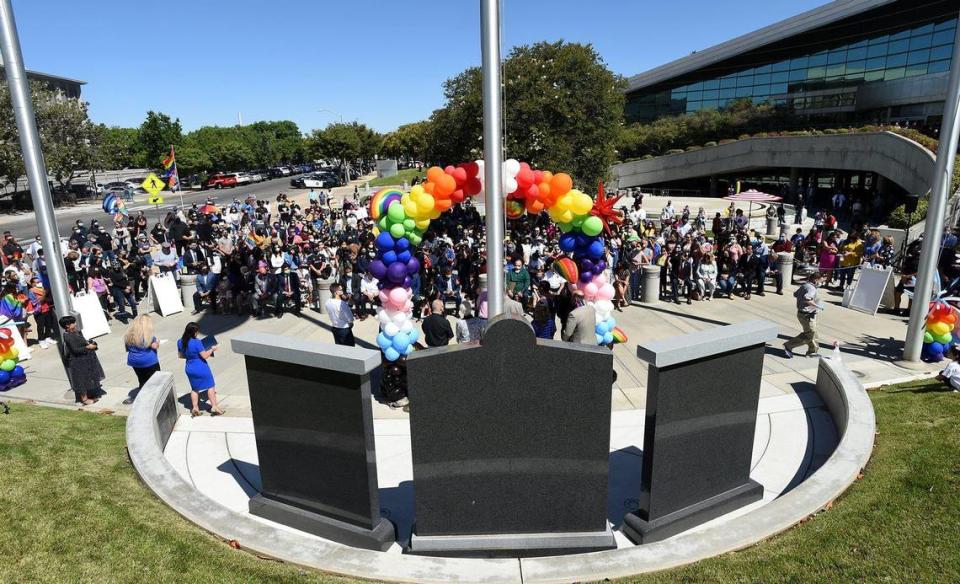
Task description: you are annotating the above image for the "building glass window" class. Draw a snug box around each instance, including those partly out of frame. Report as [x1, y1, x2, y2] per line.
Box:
[846, 46, 867, 61]
[884, 67, 905, 81]
[771, 60, 791, 72]
[827, 49, 846, 64]
[931, 45, 953, 60]
[886, 53, 907, 68]
[907, 49, 931, 65]
[808, 52, 828, 67]
[932, 29, 955, 46]
[909, 35, 932, 51]
[736, 75, 754, 87]
[928, 59, 951, 73]
[867, 43, 887, 59]
[905, 63, 928, 78]
[887, 39, 909, 54]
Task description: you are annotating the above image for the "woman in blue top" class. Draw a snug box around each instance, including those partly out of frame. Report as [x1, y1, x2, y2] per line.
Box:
[123, 314, 160, 405]
[177, 321, 223, 417]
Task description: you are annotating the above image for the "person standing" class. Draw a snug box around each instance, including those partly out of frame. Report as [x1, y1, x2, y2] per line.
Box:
[274, 264, 302, 318]
[27, 276, 55, 346]
[59, 315, 104, 406]
[562, 290, 596, 344]
[123, 314, 160, 405]
[784, 273, 823, 358]
[422, 299, 454, 347]
[177, 322, 223, 417]
[324, 283, 356, 346]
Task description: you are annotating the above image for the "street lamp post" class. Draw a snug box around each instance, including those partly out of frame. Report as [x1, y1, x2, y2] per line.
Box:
[904, 17, 960, 362]
[480, 0, 505, 318]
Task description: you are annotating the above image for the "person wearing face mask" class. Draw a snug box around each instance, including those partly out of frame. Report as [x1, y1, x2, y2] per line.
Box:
[27, 276, 55, 347]
[274, 264, 302, 318]
[251, 266, 275, 319]
[183, 242, 206, 274]
[340, 264, 361, 316]
[192, 264, 218, 315]
[269, 245, 285, 273]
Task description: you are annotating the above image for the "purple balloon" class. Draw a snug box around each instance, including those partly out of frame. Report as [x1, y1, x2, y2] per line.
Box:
[596, 261, 607, 272]
[403, 276, 413, 288]
[369, 259, 387, 280]
[580, 271, 593, 283]
[406, 257, 421, 275]
[580, 259, 595, 272]
[387, 261, 408, 284]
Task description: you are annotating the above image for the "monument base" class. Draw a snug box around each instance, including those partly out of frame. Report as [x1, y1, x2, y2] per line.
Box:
[407, 527, 616, 557]
[249, 494, 395, 552]
[622, 480, 763, 544]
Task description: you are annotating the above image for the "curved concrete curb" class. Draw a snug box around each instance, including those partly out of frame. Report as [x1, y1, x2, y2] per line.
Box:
[126, 359, 875, 584]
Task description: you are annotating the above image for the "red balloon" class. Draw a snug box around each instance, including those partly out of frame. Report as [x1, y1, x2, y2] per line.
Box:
[532, 170, 544, 183]
[444, 165, 456, 175]
[451, 166, 468, 185]
[465, 178, 482, 195]
[451, 189, 465, 203]
[525, 184, 539, 200]
[517, 166, 535, 190]
[463, 162, 479, 178]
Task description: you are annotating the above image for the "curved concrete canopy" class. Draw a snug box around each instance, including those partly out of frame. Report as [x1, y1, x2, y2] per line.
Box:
[613, 131, 935, 196]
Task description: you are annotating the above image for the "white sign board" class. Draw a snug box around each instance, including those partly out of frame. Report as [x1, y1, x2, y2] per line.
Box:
[0, 317, 32, 360]
[72, 292, 111, 339]
[149, 273, 183, 317]
[846, 265, 893, 316]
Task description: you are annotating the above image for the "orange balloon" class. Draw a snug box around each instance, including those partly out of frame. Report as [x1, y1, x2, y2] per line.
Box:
[435, 199, 453, 212]
[946, 313, 957, 325]
[541, 171, 553, 185]
[426, 166, 445, 184]
[551, 173, 573, 196]
[436, 174, 457, 197]
[538, 182, 552, 199]
[0, 339, 12, 353]
[423, 181, 435, 194]
[525, 198, 545, 214]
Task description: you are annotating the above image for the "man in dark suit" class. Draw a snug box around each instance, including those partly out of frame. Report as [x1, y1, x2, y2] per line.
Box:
[182, 243, 207, 274]
[339, 264, 362, 316]
[274, 264, 302, 318]
[434, 266, 462, 313]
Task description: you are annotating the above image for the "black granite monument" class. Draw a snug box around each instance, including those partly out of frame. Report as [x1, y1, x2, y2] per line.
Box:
[405, 315, 616, 556]
[232, 332, 395, 551]
[622, 320, 777, 544]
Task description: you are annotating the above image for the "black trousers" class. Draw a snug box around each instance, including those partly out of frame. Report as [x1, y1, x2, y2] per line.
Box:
[34, 310, 56, 340]
[332, 326, 355, 346]
[133, 363, 161, 389]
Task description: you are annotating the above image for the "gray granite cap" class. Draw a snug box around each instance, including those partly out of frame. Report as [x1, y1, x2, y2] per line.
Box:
[231, 331, 380, 375]
[637, 319, 778, 368]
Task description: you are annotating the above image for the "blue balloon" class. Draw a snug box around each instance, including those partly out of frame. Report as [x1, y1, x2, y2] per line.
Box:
[394, 237, 410, 252]
[384, 347, 401, 362]
[595, 333, 605, 345]
[930, 341, 945, 355]
[382, 250, 398, 265]
[403, 344, 414, 356]
[559, 234, 577, 253]
[392, 332, 410, 353]
[376, 333, 392, 350]
[607, 317, 616, 329]
[603, 332, 614, 345]
[11, 365, 23, 377]
[575, 234, 589, 249]
[409, 328, 420, 344]
[588, 240, 605, 259]
[397, 250, 411, 264]
[376, 232, 395, 251]
[0, 370, 10, 384]
[595, 323, 604, 334]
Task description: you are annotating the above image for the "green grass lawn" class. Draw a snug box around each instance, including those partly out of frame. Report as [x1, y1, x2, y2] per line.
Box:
[0, 379, 958, 582]
[367, 168, 425, 188]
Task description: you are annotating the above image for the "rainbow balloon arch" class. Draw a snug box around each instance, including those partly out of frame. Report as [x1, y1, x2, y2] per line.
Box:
[367, 160, 628, 364]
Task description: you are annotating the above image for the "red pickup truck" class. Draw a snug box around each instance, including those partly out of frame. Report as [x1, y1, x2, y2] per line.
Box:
[205, 173, 238, 189]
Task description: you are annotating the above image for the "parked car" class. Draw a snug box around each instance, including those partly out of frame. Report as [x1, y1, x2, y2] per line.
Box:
[247, 171, 264, 183]
[205, 173, 238, 189]
[231, 172, 252, 186]
[279, 166, 292, 176]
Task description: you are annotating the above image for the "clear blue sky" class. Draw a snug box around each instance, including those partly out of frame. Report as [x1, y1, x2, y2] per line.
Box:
[13, 0, 825, 134]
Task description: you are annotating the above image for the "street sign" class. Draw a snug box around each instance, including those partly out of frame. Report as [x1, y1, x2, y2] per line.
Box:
[148, 194, 164, 205]
[142, 173, 165, 196]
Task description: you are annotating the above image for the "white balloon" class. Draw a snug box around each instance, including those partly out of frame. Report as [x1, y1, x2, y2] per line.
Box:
[595, 300, 614, 313]
[377, 310, 391, 324]
[503, 158, 520, 177]
[400, 320, 414, 333]
[503, 177, 518, 194]
[384, 322, 400, 336]
[392, 311, 408, 325]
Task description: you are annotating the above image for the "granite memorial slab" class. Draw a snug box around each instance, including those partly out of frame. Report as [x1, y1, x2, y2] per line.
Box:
[405, 315, 616, 556]
[622, 320, 778, 544]
[232, 332, 395, 551]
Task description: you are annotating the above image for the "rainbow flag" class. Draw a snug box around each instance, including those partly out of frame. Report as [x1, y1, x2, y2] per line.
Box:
[162, 145, 179, 190]
[0, 293, 25, 323]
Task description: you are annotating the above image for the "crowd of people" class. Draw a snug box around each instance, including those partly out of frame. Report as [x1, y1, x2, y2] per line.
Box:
[0, 183, 940, 404]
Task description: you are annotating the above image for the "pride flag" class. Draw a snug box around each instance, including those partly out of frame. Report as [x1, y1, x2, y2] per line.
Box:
[162, 145, 179, 191]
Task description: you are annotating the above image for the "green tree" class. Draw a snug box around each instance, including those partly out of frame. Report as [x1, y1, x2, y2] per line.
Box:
[308, 121, 379, 177]
[383, 121, 432, 161]
[426, 42, 625, 186]
[96, 126, 140, 170]
[137, 111, 182, 168]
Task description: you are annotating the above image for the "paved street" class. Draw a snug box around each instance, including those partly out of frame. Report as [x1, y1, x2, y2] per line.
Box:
[0, 174, 378, 241]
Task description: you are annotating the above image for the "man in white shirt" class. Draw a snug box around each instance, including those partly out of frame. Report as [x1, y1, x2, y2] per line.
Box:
[325, 283, 355, 346]
[359, 272, 380, 318]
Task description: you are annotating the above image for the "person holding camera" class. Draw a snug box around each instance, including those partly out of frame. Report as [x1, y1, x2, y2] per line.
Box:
[325, 282, 356, 346]
[59, 315, 104, 406]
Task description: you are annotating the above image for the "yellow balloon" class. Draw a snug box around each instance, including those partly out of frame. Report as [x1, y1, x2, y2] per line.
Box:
[403, 200, 419, 218]
[410, 185, 425, 198]
[930, 321, 950, 337]
[571, 191, 593, 215]
[428, 209, 441, 220]
[417, 193, 435, 214]
[6, 347, 16, 360]
[414, 218, 430, 230]
[558, 209, 574, 223]
[557, 194, 574, 211]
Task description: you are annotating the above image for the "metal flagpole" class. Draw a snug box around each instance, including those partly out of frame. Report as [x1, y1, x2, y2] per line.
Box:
[480, 0, 505, 317]
[171, 144, 184, 209]
[0, 0, 72, 319]
[904, 16, 960, 362]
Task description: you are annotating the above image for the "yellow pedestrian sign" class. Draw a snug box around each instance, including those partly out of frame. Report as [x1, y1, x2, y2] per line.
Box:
[148, 194, 164, 205]
[141, 173, 166, 197]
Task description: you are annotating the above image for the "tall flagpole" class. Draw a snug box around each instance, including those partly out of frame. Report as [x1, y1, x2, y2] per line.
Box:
[481, 0, 505, 317]
[171, 144, 184, 209]
[904, 17, 960, 362]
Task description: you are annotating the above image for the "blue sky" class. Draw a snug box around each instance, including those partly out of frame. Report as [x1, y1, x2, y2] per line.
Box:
[13, 0, 825, 133]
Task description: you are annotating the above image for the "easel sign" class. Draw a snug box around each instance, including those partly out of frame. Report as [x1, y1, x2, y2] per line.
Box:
[149, 273, 183, 317]
[846, 266, 893, 316]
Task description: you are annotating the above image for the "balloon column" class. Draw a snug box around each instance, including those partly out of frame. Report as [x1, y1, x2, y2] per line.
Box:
[367, 160, 628, 363]
[921, 301, 957, 362]
[0, 328, 26, 390]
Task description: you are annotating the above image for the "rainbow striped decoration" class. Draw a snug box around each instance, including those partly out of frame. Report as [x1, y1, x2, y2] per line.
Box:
[369, 188, 404, 220]
[611, 326, 628, 344]
[552, 257, 579, 284]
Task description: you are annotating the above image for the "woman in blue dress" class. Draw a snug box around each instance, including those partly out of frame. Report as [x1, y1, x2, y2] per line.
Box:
[177, 321, 223, 417]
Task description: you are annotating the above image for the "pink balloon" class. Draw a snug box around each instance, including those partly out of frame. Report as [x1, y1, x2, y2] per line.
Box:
[595, 273, 608, 285]
[379, 290, 389, 304]
[598, 283, 615, 301]
[583, 282, 599, 299]
[389, 287, 407, 307]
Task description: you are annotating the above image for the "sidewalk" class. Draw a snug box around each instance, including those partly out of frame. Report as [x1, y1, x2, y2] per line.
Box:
[0, 274, 936, 419]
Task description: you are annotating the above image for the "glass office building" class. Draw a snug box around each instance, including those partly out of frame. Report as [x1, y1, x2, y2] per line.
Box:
[625, 0, 957, 126]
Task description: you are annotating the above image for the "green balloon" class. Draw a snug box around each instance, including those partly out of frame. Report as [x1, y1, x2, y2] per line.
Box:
[403, 218, 416, 230]
[387, 201, 405, 222]
[378, 217, 388, 231]
[389, 223, 406, 238]
[571, 216, 585, 228]
[408, 233, 422, 246]
[937, 332, 953, 344]
[558, 222, 574, 233]
[0, 359, 14, 372]
[582, 215, 603, 237]
[924, 331, 934, 343]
